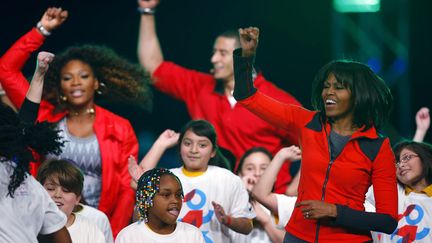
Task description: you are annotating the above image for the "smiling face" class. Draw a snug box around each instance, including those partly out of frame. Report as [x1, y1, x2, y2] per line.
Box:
[43, 176, 81, 217]
[180, 129, 216, 172]
[321, 73, 354, 122]
[147, 175, 183, 233]
[397, 148, 428, 190]
[239, 152, 271, 191]
[210, 36, 237, 82]
[60, 60, 99, 109]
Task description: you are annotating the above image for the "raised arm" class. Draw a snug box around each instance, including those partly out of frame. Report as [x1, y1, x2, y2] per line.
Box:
[252, 146, 301, 213]
[0, 7, 67, 108]
[413, 107, 430, 142]
[26, 52, 54, 103]
[19, 52, 54, 123]
[128, 129, 179, 188]
[137, 0, 164, 79]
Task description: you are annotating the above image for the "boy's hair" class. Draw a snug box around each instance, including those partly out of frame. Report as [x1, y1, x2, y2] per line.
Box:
[136, 168, 183, 223]
[216, 29, 241, 49]
[37, 159, 84, 196]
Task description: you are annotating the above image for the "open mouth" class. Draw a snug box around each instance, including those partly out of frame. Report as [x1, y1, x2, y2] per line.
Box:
[168, 207, 180, 217]
[325, 99, 336, 106]
[71, 90, 84, 98]
[399, 169, 409, 176]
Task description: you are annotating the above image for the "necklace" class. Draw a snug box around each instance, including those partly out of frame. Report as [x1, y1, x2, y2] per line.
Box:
[69, 108, 95, 117]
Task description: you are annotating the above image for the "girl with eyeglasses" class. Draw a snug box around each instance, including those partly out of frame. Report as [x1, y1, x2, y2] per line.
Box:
[367, 141, 432, 242]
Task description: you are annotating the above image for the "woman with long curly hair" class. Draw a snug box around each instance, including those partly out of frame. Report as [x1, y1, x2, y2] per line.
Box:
[0, 7, 152, 236]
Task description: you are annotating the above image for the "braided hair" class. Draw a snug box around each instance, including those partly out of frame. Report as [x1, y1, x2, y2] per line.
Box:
[0, 103, 64, 197]
[135, 168, 183, 223]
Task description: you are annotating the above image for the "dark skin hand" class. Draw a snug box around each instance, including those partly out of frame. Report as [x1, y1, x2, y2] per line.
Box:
[296, 200, 337, 220]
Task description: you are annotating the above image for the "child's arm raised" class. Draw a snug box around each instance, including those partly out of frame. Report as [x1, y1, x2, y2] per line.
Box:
[252, 146, 301, 213]
[128, 129, 179, 188]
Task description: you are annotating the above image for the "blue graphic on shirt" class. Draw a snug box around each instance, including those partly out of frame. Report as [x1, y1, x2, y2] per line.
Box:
[178, 189, 215, 243]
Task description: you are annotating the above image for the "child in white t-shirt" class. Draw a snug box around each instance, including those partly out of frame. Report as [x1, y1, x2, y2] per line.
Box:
[37, 159, 105, 243]
[233, 147, 287, 243]
[129, 120, 254, 243]
[74, 203, 114, 243]
[116, 168, 204, 243]
[251, 146, 301, 236]
[367, 141, 432, 243]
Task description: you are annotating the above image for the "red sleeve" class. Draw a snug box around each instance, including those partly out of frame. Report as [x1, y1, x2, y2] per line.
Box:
[152, 61, 215, 109]
[0, 28, 45, 108]
[110, 121, 138, 237]
[239, 90, 312, 132]
[255, 74, 302, 107]
[371, 138, 398, 220]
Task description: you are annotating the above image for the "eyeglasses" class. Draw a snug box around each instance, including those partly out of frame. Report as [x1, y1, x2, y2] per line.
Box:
[395, 154, 418, 168]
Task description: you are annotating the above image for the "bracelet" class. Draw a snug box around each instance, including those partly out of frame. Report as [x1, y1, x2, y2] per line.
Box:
[137, 7, 156, 15]
[0, 89, 5, 96]
[224, 216, 232, 226]
[36, 21, 51, 37]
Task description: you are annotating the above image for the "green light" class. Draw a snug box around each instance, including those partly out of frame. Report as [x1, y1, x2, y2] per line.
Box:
[333, 0, 381, 13]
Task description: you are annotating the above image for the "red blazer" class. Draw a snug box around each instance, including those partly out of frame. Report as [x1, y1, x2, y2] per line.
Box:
[0, 28, 136, 237]
[239, 91, 398, 243]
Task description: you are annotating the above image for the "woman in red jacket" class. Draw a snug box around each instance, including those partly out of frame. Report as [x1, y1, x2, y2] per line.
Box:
[232, 27, 398, 243]
[0, 8, 151, 237]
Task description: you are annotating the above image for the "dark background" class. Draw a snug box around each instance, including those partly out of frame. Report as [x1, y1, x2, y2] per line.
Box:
[1, 0, 432, 160]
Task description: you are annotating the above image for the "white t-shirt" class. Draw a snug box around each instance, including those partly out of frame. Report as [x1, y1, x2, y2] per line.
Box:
[75, 204, 114, 243]
[231, 194, 296, 243]
[366, 185, 432, 243]
[170, 166, 255, 243]
[274, 193, 297, 229]
[68, 213, 106, 243]
[115, 221, 205, 243]
[0, 161, 67, 242]
[231, 203, 272, 243]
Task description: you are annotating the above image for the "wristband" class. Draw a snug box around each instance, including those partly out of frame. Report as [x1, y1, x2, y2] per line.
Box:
[224, 216, 232, 226]
[137, 7, 156, 15]
[36, 21, 51, 37]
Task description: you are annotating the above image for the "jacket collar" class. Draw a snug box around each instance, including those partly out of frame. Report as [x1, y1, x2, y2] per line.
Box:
[305, 112, 381, 140]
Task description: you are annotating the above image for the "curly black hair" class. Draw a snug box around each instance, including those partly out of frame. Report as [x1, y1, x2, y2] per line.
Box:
[43, 45, 152, 111]
[0, 103, 64, 197]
